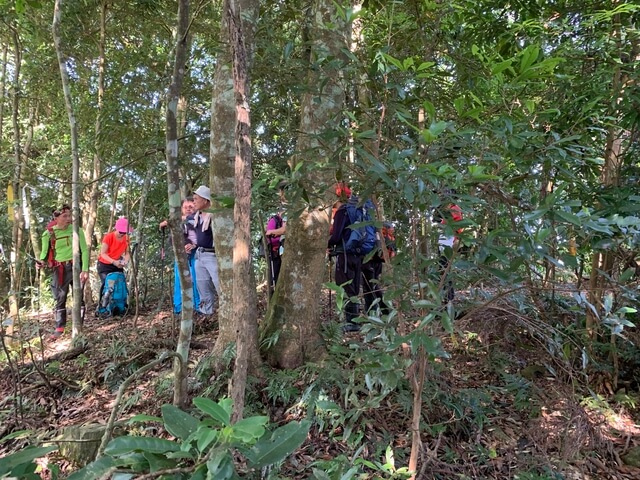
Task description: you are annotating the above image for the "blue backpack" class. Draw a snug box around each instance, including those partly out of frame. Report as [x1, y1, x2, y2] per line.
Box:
[344, 199, 377, 256]
[98, 272, 128, 316]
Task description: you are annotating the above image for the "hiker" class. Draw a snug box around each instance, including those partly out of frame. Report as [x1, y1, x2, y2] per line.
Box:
[159, 197, 201, 314]
[361, 221, 396, 316]
[434, 190, 463, 302]
[328, 183, 363, 333]
[97, 217, 131, 305]
[264, 209, 286, 291]
[264, 180, 288, 291]
[37, 204, 89, 339]
[191, 185, 221, 315]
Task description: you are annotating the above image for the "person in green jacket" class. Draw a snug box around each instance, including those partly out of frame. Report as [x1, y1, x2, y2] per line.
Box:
[37, 205, 89, 339]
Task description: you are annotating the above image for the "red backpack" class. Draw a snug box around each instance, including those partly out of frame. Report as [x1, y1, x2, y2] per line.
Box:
[45, 220, 58, 268]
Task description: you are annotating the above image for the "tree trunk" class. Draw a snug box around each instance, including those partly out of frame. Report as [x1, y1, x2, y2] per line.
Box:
[210, 0, 260, 373]
[53, 0, 84, 338]
[260, 0, 351, 369]
[132, 163, 154, 324]
[585, 18, 636, 336]
[0, 43, 9, 305]
[8, 28, 24, 338]
[166, 0, 192, 408]
[227, 0, 258, 422]
[84, 0, 108, 306]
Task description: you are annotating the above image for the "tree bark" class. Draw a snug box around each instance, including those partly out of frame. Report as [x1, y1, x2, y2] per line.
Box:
[53, 0, 84, 338]
[84, 0, 108, 304]
[166, 0, 192, 408]
[8, 27, 24, 339]
[210, 0, 260, 373]
[260, 0, 351, 369]
[227, 0, 258, 422]
[0, 43, 9, 304]
[585, 18, 637, 336]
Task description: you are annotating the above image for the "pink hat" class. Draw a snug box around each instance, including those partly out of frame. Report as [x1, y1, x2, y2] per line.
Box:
[115, 217, 133, 233]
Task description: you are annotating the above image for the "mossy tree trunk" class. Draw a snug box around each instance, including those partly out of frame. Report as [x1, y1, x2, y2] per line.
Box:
[166, 0, 192, 408]
[260, 0, 351, 369]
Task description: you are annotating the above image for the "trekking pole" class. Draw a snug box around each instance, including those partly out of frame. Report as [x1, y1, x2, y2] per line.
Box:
[328, 255, 332, 322]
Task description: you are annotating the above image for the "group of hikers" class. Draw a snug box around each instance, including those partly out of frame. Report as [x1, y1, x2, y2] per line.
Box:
[36, 182, 462, 339]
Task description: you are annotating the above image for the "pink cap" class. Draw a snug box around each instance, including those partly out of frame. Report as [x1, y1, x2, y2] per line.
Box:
[115, 217, 132, 233]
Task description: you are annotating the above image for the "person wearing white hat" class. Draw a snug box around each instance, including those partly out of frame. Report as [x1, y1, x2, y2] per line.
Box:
[191, 185, 220, 315]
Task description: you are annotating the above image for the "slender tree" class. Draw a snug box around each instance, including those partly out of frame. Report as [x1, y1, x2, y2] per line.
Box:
[227, 0, 257, 422]
[210, 0, 260, 373]
[166, 0, 192, 408]
[52, 0, 84, 337]
[7, 26, 24, 338]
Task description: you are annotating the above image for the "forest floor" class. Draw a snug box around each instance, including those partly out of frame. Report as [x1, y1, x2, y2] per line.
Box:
[1, 286, 640, 480]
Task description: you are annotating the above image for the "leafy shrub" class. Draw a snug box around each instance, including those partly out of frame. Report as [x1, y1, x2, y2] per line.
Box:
[66, 397, 310, 479]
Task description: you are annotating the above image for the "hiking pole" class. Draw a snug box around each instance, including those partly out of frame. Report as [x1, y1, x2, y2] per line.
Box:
[268, 250, 276, 297]
[327, 254, 332, 322]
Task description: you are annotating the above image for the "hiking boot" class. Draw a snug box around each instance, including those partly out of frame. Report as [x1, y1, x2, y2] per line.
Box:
[50, 328, 64, 340]
[342, 322, 361, 334]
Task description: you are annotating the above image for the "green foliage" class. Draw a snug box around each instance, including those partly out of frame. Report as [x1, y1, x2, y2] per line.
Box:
[67, 397, 310, 479]
[0, 446, 58, 480]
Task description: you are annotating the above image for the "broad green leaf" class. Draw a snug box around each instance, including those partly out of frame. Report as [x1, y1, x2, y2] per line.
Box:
[104, 436, 180, 456]
[127, 414, 163, 424]
[116, 452, 150, 472]
[519, 45, 539, 72]
[523, 208, 548, 222]
[311, 468, 332, 480]
[584, 220, 613, 235]
[554, 210, 581, 226]
[0, 446, 57, 476]
[0, 430, 33, 442]
[423, 100, 436, 121]
[491, 59, 513, 75]
[195, 426, 219, 453]
[66, 456, 118, 480]
[193, 397, 231, 426]
[162, 404, 200, 440]
[619, 268, 635, 283]
[417, 61, 435, 71]
[247, 420, 311, 468]
[453, 97, 465, 116]
[617, 307, 637, 314]
[205, 449, 235, 479]
[230, 416, 268, 443]
[143, 452, 177, 473]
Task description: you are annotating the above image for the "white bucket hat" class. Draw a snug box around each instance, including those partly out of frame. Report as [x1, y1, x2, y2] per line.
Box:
[193, 185, 211, 202]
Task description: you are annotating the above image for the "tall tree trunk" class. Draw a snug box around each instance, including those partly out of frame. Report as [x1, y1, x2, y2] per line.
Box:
[132, 163, 154, 323]
[166, 0, 192, 408]
[8, 28, 24, 338]
[53, 0, 84, 338]
[0, 43, 6, 146]
[84, 0, 108, 305]
[585, 18, 637, 337]
[210, 0, 260, 372]
[227, 0, 258, 422]
[0, 43, 9, 304]
[260, 0, 351, 369]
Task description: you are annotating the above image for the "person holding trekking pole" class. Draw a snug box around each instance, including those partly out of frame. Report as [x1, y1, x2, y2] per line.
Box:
[328, 182, 363, 333]
[192, 186, 221, 315]
[159, 197, 201, 314]
[36, 204, 89, 340]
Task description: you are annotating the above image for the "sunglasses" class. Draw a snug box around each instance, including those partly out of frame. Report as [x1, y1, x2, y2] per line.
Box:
[117, 231, 128, 235]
